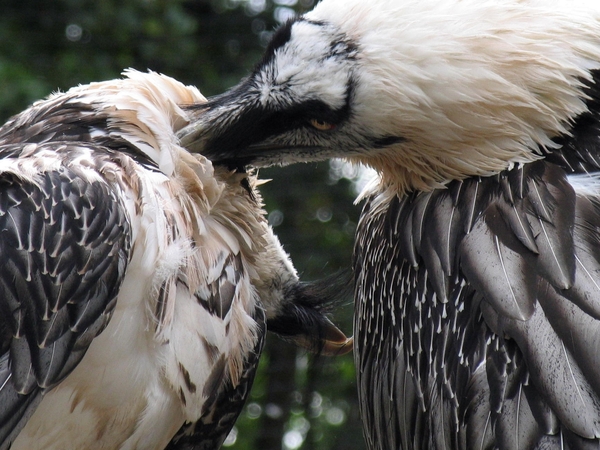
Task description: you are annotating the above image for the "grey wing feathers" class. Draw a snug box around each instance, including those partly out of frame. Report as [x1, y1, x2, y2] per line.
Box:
[0, 156, 131, 447]
[355, 160, 600, 448]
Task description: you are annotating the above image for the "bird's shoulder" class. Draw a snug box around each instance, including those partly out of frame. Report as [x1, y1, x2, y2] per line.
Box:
[355, 158, 600, 447]
[0, 138, 135, 448]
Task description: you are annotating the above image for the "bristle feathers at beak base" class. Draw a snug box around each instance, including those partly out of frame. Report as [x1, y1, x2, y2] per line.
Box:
[267, 270, 353, 356]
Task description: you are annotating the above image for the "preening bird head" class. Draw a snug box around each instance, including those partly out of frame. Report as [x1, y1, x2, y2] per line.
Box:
[267, 271, 354, 357]
[179, 0, 600, 193]
[182, 18, 362, 165]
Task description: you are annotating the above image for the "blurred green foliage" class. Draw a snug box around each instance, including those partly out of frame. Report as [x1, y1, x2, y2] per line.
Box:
[0, 0, 365, 448]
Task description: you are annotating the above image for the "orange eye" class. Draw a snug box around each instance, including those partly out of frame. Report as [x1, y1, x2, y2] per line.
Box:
[309, 119, 335, 131]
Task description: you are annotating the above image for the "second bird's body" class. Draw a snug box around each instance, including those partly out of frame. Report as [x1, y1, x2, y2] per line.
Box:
[179, 0, 600, 448]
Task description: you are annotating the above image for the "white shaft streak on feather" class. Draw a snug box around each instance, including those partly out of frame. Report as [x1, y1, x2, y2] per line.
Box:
[441, 384, 447, 450]
[416, 192, 432, 241]
[443, 201, 455, 273]
[531, 181, 552, 220]
[465, 182, 478, 233]
[561, 340, 587, 410]
[43, 313, 58, 340]
[494, 235, 520, 312]
[516, 384, 522, 448]
[6, 211, 22, 250]
[511, 204, 534, 250]
[479, 411, 491, 450]
[575, 255, 600, 292]
[531, 182, 569, 282]
[0, 374, 11, 393]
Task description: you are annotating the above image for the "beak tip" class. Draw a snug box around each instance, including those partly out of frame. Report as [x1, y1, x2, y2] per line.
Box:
[321, 335, 354, 356]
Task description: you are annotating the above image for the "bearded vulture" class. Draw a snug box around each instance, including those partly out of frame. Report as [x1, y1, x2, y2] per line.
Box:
[0, 69, 351, 449]
[177, 0, 600, 448]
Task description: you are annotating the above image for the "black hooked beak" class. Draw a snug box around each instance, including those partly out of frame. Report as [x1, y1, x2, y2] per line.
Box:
[177, 96, 252, 169]
[267, 271, 355, 357]
[176, 80, 278, 167]
[176, 84, 331, 169]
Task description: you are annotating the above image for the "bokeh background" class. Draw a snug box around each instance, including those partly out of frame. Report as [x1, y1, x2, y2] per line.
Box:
[0, 1, 369, 448]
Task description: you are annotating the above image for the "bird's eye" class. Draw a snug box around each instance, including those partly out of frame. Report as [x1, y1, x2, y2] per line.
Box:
[309, 119, 336, 131]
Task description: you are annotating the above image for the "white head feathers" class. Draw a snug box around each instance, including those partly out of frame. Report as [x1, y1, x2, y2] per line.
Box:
[306, 0, 600, 191]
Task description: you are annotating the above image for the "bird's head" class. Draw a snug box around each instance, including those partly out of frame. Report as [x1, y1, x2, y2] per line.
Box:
[179, 0, 600, 193]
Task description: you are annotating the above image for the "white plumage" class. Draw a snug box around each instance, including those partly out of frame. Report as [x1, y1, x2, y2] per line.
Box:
[0, 70, 350, 449]
[179, 0, 600, 448]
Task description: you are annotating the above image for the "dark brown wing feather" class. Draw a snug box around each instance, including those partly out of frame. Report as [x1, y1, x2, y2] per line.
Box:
[0, 145, 132, 449]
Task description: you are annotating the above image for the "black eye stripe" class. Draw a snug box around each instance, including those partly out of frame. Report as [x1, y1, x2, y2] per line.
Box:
[201, 96, 351, 165]
[371, 136, 406, 148]
[201, 70, 356, 163]
[292, 100, 349, 124]
[217, 99, 343, 142]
